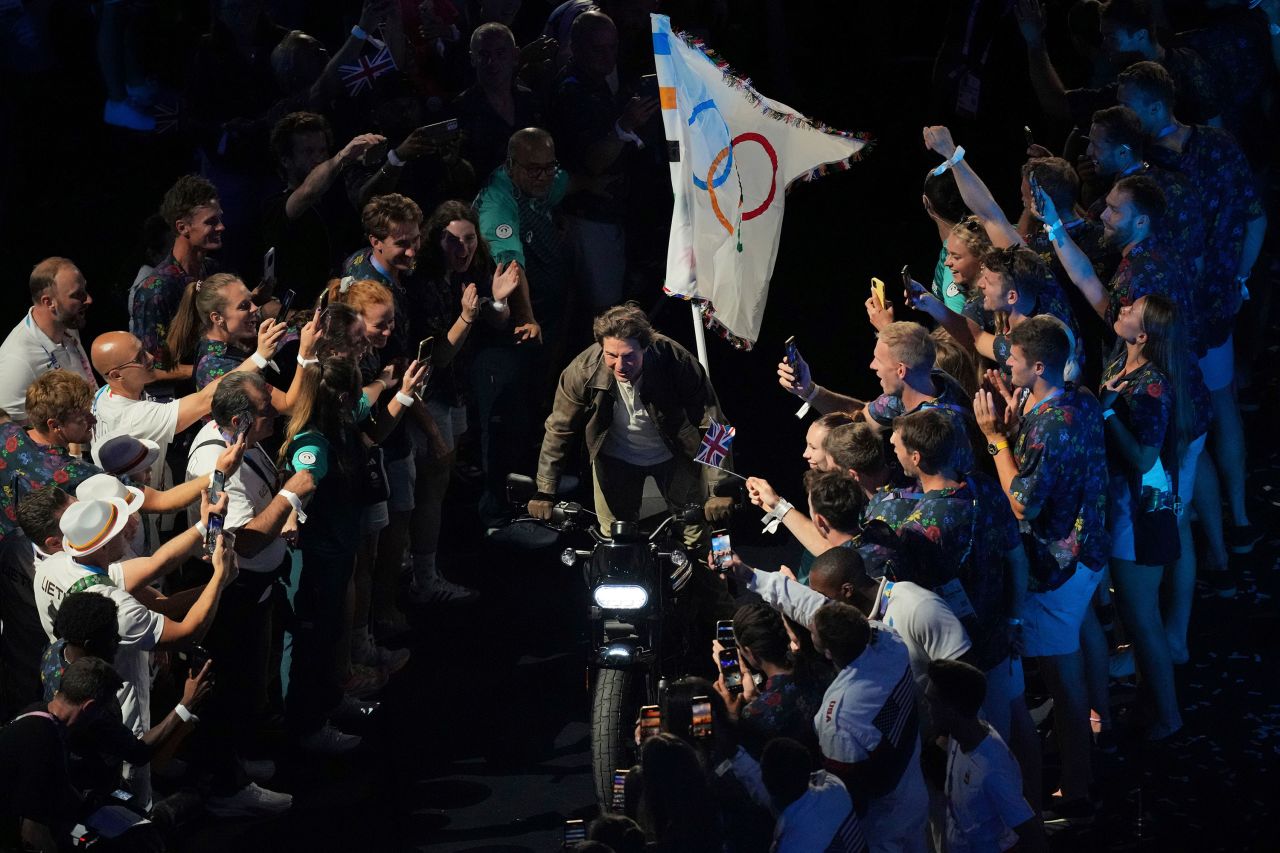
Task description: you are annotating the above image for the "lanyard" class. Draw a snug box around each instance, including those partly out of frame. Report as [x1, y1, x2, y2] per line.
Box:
[1024, 387, 1063, 418]
[26, 313, 96, 388]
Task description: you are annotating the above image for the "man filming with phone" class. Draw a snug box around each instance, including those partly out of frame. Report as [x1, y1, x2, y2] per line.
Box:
[528, 304, 733, 548]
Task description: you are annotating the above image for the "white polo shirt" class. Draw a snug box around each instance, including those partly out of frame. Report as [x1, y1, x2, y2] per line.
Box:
[0, 309, 97, 422]
[33, 551, 165, 737]
[944, 725, 1033, 853]
[91, 386, 180, 487]
[186, 419, 285, 575]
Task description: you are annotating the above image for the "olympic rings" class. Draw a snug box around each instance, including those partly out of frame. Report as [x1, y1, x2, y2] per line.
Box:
[703, 132, 779, 236]
[688, 99, 734, 191]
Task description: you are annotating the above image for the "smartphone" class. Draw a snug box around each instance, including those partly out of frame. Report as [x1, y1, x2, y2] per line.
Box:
[563, 819, 587, 848]
[716, 620, 736, 647]
[710, 531, 732, 570]
[1023, 125, 1035, 147]
[318, 287, 331, 313]
[784, 335, 800, 366]
[639, 705, 661, 741]
[417, 336, 435, 366]
[718, 647, 744, 695]
[276, 288, 296, 320]
[690, 696, 713, 739]
[180, 644, 210, 674]
[417, 117, 460, 140]
[263, 246, 276, 282]
[870, 276, 887, 310]
[901, 264, 926, 306]
[205, 513, 224, 556]
[639, 73, 659, 99]
[1029, 174, 1045, 218]
[611, 768, 628, 812]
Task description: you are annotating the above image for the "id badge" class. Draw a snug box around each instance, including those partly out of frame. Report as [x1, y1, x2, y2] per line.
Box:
[955, 70, 982, 118]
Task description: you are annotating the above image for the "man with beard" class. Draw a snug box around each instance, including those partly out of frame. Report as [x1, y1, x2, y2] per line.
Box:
[1036, 174, 1196, 347]
[0, 258, 96, 423]
[131, 175, 225, 385]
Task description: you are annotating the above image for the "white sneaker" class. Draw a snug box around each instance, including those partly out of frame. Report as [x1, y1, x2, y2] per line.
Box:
[408, 574, 479, 606]
[240, 758, 276, 783]
[103, 99, 156, 131]
[298, 723, 362, 755]
[205, 782, 293, 818]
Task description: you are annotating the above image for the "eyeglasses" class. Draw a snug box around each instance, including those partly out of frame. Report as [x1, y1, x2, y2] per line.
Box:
[106, 354, 151, 374]
[515, 160, 558, 177]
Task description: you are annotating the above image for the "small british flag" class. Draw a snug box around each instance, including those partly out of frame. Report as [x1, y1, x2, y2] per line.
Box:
[694, 420, 735, 469]
[339, 42, 397, 97]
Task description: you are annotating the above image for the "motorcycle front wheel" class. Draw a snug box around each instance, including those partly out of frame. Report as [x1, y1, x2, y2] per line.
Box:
[590, 666, 647, 808]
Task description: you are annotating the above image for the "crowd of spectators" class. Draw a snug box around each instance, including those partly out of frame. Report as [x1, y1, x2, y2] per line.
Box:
[0, 0, 1277, 850]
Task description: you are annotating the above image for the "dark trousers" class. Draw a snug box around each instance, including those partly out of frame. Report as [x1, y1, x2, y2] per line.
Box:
[193, 565, 279, 791]
[471, 344, 538, 526]
[286, 545, 353, 734]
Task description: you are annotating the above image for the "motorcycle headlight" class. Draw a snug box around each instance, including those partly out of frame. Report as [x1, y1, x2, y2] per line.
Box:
[593, 584, 649, 610]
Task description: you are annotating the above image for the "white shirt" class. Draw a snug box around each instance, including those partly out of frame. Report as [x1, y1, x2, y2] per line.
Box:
[602, 375, 672, 466]
[186, 419, 284, 574]
[775, 771, 865, 853]
[944, 725, 1033, 853]
[880, 581, 972, 688]
[0, 309, 96, 422]
[33, 551, 165, 737]
[91, 386, 180, 487]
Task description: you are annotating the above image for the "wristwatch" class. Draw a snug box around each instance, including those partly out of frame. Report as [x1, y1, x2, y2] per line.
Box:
[987, 440, 1009, 457]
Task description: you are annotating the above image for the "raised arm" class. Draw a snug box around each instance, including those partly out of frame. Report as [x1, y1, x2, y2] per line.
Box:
[1036, 189, 1110, 319]
[923, 126, 1022, 248]
[285, 133, 385, 220]
[1015, 0, 1072, 121]
[156, 533, 236, 648]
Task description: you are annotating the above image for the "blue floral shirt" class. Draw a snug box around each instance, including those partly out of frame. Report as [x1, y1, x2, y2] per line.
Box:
[0, 423, 102, 542]
[193, 338, 251, 390]
[130, 253, 205, 365]
[1009, 385, 1109, 590]
[1106, 239, 1199, 354]
[865, 369, 978, 475]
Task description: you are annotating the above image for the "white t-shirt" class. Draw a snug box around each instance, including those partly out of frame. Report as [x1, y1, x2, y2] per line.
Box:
[775, 771, 866, 853]
[91, 386, 180, 487]
[602, 375, 672, 466]
[881, 581, 972, 687]
[0, 310, 96, 422]
[33, 551, 165, 736]
[186, 419, 284, 574]
[944, 725, 1033, 853]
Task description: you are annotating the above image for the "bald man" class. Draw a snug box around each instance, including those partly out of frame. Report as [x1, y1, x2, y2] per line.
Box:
[0, 258, 96, 422]
[89, 331, 270, 486]
[471, 126, 573, 525]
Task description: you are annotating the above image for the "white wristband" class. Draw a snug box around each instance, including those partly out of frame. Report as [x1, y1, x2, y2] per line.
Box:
[175, 703, 199, 724]
[279, 489, 307, 524]
[395, 391, 416, 407]
[250, 351, 269, 370]
[194, 520, 208, 539]
[351, 24, 368, 41]
[387, 148, 407, 168]
[491, 298, 508, 312]
[761, 497, 794, 535]
[930, 145, 965, 176]
[297, 355, 318, 367]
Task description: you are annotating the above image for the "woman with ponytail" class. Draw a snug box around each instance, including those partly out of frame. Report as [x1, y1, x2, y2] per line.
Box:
[166, 273, 288, 406]
[1101, 293, 1207, 741]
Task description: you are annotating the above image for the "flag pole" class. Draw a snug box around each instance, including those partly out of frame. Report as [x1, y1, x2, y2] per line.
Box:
[691, 302, 710, 377]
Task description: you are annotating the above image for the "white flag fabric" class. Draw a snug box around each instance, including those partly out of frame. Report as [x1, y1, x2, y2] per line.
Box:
[652, 14, 869, 349]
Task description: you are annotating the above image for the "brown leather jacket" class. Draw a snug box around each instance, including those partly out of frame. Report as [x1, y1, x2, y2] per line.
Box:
[535, 334, 732, 495]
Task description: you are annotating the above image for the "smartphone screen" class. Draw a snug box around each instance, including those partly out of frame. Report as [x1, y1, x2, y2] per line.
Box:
[710, 531, 732, 570]
[690, 696, 713, 739]
[1023, 125, 1035, 147]
[639, 705, 661, 741]
[209, 469, 227, 502]
[418, 118, 460, 139]
[263, 246, 276, 282]
[611, 768, 628, 812]
[716, 620, 735, 647]
[718, 648, 744, 695]
[205, 513, 224, 556]
[318, 288, 332, 313]
[417, 337, 434, 365]
[563, 819, 586, 847]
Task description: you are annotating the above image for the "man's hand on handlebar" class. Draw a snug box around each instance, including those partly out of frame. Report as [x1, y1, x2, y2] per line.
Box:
[703, 496, 734, 524]
[528, 492, 556, 520]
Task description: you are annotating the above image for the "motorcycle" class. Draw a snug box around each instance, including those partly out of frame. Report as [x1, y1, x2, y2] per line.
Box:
[500, 474, 704, 807]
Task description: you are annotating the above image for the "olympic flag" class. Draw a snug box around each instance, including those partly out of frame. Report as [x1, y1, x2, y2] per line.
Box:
[652, 14, 868, 349]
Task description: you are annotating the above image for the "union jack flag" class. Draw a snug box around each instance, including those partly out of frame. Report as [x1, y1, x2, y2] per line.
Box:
[694, 419, 735, 469]
[339, 43, 397, 97]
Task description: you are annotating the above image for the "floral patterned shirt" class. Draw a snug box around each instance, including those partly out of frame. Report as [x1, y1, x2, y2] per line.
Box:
[1102, 353, 1172, 459]
[193, 337, 251, 390]
[1147, 125, 1265, 350]
[1009, 385, 1109, 590]
[865, 369, 978, 475]
[739, 671, 827, 759]
[896, 473, 1018, 671]
[0, 423, 102, 542]
[130, 253, 205, 364]
[858, 484, 924, 580]
[1106, 239, 1199, 354]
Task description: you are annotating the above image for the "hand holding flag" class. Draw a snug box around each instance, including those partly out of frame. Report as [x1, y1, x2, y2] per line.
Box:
[694, 419, 741, 477]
